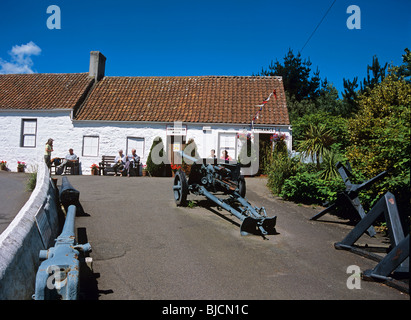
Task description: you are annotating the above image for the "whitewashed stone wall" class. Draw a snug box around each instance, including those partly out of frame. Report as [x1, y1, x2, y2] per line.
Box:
[0, 110, 75, 173]
[0, 111, 292, 175]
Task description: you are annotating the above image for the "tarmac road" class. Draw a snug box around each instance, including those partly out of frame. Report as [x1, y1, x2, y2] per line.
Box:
[56, 175, 407, 300]
[0, 171, 31, 235]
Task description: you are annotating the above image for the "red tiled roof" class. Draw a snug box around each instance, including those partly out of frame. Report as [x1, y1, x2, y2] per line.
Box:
[0, 73, 94, 110]
[75, 76, 289, 125]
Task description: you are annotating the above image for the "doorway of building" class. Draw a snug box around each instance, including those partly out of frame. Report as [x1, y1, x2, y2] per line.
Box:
[259, 134, 273, 175]
[167, 135, 186, 166]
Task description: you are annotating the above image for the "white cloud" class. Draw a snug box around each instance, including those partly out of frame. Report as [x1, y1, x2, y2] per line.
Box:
[0, 41, 42, 74]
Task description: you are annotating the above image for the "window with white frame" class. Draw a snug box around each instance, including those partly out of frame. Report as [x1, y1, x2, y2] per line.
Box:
[82, 136, 99, 157]
[126, 137, 144, 158]
[20, 119, 37, 147]
[218, 132, 237, 160]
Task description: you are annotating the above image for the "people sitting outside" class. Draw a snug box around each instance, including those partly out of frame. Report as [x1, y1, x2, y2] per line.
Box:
[220, 150, 232, 162]
[111, 149, 126, 176]
[124, 149, 140, 177]
[57, 148, 78, 175]
[206, 149, 217, 164]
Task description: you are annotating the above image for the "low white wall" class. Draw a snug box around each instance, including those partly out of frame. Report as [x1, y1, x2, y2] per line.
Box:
[0, 162, 60, 300]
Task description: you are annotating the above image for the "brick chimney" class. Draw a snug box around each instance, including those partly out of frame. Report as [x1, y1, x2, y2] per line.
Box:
[89, 51, 106, 82]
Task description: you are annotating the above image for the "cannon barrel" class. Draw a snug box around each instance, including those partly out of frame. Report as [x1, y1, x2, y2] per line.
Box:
[178, 150, 200, 164]
[57, 204, 76, 242]
[179, 150, 240, 167]
[59, 176, 85, 215]
[59, 176, 80, 209]
[33, 205, 91, 300]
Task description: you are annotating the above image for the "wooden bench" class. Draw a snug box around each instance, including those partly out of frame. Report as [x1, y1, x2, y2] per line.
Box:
[51, 158, 80, 175]
[99, 155, 117, 175]
[98, 155, 140, 176]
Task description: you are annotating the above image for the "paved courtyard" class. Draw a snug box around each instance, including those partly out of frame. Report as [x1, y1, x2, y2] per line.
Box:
[55, 174, 408, 300]
[0, 171, 31, 235]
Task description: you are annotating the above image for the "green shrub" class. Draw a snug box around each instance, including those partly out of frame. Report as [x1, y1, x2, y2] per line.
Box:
[26, 171, 37, 192]
[280, 171, 344, 205]
[346, 75, 411, 217]
[266, 152, 300, 195]
[146, 137, 167, 176]
[292, 111, 350, 152]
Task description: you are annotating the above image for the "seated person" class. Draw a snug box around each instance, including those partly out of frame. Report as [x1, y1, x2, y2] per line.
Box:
[220, 150, 232, 162]
[124, 149, 140, 177]
[57, 148, 78, 175]
[111, 149, 126, 176]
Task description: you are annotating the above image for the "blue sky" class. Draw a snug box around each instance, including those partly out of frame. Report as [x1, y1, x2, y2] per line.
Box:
[0, 0, 410, 95]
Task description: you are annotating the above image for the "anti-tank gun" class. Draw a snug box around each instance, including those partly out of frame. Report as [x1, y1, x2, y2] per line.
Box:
[173, 151, 277, 236]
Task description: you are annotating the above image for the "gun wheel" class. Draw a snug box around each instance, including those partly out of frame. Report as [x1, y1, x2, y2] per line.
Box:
[173, 169, 188, 206]
[238, 176, 246, 198]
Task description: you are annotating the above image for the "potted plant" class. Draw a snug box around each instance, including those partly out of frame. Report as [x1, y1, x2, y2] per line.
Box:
[0, 161, 7, 171]
[270, 132, 287, 153]
[17, 161, 26, 172]
[90, 163, 99, 175]
[142, 164, 148, 176]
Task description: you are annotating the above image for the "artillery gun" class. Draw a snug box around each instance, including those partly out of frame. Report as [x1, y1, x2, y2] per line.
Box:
[173, 151, 277, 236]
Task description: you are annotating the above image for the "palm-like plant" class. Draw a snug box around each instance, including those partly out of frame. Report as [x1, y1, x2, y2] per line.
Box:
[319, 150, 342, 180]
[298, 124, 334, 169]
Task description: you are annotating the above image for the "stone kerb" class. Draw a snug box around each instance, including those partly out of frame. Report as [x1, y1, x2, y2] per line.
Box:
[0, 162, 60, 300]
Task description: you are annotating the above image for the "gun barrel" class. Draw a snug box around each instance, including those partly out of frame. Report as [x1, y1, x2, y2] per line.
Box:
[178, 150, 200, 164]
[58, 205, 76, 242]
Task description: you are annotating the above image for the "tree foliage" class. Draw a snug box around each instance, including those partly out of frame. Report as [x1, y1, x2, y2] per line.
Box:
[390, 48, 411, 83]
[257, 48, 321, 102]
[260, 48, 410, 217]
[347, 75, 411, 177]
[292, 111, 349, 152]
[360, 55, 387, 92]
[342, 77, 359, 116]
[347, 74, 411, 213]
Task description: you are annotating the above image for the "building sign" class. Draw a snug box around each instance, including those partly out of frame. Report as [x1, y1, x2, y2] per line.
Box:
[35, 201, 52, 247]
[173, 143, 181, 152]
[166, 124, 187, 136]
[252, 127, 278, 134]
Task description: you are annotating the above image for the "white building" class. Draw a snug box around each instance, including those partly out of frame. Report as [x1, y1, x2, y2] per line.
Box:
[0, 51, 292, 175]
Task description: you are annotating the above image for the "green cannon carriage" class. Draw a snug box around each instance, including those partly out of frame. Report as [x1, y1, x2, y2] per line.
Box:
[173, 151, 277, 236]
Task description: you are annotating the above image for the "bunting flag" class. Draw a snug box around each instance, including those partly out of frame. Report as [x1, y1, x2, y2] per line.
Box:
[250, 89, 277, 130]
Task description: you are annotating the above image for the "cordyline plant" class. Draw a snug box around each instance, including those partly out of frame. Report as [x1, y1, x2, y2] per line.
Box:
[297, 124, 334, 169]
